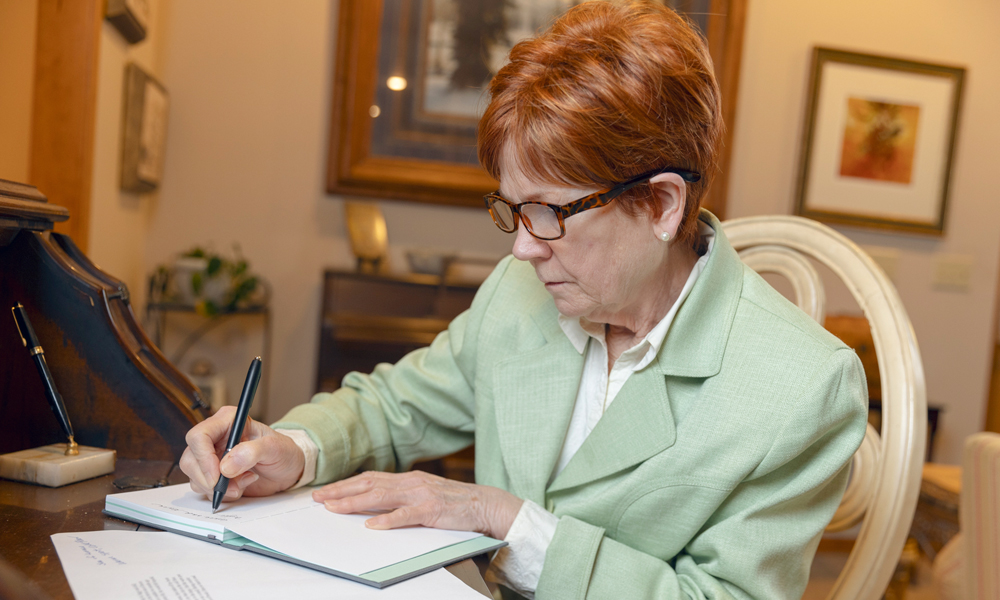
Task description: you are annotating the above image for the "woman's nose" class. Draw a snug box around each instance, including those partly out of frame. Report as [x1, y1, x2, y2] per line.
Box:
[511, 221, 551, 261]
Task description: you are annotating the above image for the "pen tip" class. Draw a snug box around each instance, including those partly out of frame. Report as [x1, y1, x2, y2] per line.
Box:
[212, 507, 218, 514]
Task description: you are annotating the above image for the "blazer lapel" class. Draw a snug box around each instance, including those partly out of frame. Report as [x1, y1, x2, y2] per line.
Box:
[493, 298, 583, 504]
[548, 364, 675, 493]
[656, 210, 744, 378]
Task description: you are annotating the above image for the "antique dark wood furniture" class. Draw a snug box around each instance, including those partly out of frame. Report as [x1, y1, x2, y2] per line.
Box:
[0, 179, 208, 461]
[317, 269, 480, 481]
[316, 269, 480, 392]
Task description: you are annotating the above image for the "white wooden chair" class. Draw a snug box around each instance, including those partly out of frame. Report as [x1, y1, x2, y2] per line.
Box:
[932, 431, 1000, 599]
[722, 215, 927, 600]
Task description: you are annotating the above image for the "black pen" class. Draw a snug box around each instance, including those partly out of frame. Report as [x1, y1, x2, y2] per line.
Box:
[11, 303, 78, 456]
[212, 356, 262, 513]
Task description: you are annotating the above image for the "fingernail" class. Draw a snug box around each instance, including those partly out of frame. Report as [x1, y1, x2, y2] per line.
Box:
[225, 487, 239, 499]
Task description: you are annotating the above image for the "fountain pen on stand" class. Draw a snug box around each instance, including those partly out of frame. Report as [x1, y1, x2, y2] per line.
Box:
[11, 302, 78, 456]
[212, 356, 262, 513]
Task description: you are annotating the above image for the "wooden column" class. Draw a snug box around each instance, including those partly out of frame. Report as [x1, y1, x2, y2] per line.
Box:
[704, 0, 748, 220]
[29, 0, 104, 252]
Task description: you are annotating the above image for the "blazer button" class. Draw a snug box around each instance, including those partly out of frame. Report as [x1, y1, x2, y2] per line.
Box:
[545, 498, 554, 512]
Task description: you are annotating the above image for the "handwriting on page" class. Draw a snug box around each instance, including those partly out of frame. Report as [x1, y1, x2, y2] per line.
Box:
[150, 501, 243, 523]
[72, 536, 126, 567]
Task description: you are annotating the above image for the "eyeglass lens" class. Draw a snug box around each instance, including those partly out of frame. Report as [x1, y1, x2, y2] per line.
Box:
[520, 204, 562, 239]
[489, 199, 565, 239]
[489, 199, 516, 231]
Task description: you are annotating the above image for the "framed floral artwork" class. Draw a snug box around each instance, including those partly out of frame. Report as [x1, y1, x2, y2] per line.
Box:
[795, 47, 965, 234]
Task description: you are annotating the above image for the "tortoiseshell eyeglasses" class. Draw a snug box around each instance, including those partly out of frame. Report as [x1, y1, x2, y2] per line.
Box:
[483, 167, 701, 241]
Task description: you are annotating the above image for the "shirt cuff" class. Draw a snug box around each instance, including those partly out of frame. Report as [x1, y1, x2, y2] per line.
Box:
[485, 499, 558, 598]
[274, 428, 318, 489]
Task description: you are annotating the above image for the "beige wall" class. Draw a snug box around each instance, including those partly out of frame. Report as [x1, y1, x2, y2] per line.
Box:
[130, 0, 998, 463]
[0, 0, 38, 182]
[729, 0, 1000, 463]
[144, 0, 512, 422]
[86, 0, 173, 313]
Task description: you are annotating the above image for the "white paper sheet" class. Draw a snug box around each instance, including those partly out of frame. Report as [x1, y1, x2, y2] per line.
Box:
[52, 531, 485, 600]
[227, 502, 480, 575]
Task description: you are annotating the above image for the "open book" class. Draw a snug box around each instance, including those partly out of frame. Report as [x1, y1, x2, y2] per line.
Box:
[104, 484, 504, 588]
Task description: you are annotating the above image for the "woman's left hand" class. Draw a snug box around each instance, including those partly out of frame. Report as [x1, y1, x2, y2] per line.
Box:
[312, 471, 524, 540]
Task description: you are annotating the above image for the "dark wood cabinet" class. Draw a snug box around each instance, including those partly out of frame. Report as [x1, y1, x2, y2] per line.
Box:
[316, 270, 480, 393]
[315, 270, 481, 481]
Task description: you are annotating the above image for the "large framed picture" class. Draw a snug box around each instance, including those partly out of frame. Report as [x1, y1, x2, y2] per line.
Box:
[795, 47, 965, 234]
[327, 0, 746, 212]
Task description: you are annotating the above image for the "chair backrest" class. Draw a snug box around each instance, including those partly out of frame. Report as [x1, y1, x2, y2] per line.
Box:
[722, 215, 927, 600]
[960, 432, 1000, 598]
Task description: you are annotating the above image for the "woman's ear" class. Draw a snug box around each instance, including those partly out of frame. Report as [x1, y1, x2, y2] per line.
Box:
[647, 172, 687, 241]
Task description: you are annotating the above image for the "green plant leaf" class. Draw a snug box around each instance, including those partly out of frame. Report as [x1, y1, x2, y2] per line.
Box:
[191, 272, 203, 295]
[206, 256, 223, 276]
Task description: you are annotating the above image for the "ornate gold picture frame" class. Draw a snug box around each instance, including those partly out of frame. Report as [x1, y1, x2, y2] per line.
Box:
[326, 0, 746, 215]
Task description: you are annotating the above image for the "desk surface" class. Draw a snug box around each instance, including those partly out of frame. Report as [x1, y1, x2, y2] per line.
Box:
[0, 460, 490, 599]
[0, 459, 182, 600]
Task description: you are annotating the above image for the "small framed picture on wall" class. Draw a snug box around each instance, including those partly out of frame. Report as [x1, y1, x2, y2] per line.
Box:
[795, 47, 965, 235]
[121, 63, 169, 193]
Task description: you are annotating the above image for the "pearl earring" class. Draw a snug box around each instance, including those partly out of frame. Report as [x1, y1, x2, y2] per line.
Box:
[659, 231, 670, 242]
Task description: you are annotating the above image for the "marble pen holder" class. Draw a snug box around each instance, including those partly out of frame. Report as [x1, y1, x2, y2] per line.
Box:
[0, 444, 116, 487]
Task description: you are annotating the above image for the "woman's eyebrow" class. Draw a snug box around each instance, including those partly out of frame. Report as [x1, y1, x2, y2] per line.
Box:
[499, 189, 544, 204]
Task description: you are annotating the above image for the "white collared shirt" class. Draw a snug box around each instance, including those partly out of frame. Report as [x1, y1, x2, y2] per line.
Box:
[487, 224, 714, 597]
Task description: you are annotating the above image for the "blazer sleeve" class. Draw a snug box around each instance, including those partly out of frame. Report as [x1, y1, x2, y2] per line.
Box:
[535, 348, 868, 600]
[270, 257, 513, 484]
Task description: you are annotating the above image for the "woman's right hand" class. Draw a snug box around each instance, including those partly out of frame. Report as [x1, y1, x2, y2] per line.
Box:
[179, 406, 305, 502]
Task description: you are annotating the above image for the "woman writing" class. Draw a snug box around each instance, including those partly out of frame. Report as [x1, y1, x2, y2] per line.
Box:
[180, 2, 867, 598]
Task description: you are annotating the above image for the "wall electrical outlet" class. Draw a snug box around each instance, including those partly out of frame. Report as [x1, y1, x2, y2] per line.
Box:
[932, 254, 975, 292]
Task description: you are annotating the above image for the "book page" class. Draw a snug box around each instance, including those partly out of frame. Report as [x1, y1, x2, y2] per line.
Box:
[227, 503, 481, 576]
[105, 484, 317, 538]
[52, 531, 484, 600]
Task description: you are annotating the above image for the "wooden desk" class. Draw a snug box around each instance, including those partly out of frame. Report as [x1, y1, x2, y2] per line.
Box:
[0, 459, 183, 600]
[0, 460, 490, 599]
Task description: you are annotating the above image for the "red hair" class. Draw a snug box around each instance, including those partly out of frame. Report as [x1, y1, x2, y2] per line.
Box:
[477, 0, 723, 248]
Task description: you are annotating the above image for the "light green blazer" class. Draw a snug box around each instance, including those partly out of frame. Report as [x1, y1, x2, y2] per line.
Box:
[273, 211, 868, 599]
